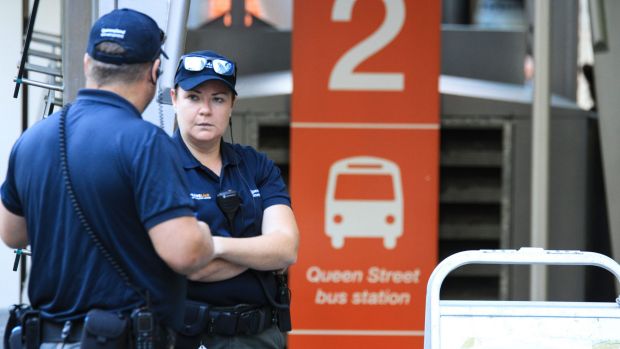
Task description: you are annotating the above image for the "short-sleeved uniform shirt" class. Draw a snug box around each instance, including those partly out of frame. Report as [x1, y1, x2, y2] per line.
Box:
[0, 89, 195, 330]
[172, 130, 291, 306]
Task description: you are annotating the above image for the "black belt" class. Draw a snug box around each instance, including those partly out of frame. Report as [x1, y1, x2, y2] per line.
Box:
[41, 320, 84, 343]
[182, 303, 277, 337]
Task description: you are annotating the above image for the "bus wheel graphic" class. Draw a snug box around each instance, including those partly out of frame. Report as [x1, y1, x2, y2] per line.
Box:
[332, 236, 345, 249]
[384, 237, 397, 249]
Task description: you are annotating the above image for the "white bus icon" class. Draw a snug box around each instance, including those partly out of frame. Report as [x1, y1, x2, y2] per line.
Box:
[325, 156, 404, 249]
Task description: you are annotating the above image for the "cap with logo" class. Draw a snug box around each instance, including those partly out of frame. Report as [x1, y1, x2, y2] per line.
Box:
[174, 50, 238, 95]
[87, 8, 167, 65]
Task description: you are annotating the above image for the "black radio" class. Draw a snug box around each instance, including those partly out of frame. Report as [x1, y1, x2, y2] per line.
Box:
[132, 308, 155, 349]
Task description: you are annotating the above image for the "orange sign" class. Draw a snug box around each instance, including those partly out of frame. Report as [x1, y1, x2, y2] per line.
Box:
[290, 0, 440, 348]
[292, 0, 439, 123]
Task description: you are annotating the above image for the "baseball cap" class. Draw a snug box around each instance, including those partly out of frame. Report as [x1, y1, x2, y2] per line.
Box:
[174, 50, 237, 95]
[87, 8, 168, 65]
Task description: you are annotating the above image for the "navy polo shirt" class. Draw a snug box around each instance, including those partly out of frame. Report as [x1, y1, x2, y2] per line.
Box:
[1, 89, 195, 330]
[172, 130, 291, 306]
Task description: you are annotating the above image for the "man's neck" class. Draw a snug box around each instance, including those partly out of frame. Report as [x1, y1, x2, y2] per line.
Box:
[86, 81, 152, 113]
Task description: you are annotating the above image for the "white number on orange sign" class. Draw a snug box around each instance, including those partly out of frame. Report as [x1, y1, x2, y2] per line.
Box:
[329, 0, 405, 91]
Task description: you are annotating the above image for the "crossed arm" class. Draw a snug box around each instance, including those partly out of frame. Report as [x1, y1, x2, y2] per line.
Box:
[1, 199, 296, 282]
[188, 204, 300, 282]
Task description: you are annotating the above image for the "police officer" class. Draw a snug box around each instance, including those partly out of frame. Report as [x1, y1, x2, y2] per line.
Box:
[0, 9, 215, 348]
[170, 50, 300, 348]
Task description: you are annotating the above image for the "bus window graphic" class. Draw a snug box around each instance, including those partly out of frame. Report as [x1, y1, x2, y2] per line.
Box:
[325, 156, 404, 249]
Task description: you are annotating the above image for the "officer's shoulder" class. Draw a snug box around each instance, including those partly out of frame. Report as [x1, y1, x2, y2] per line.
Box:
[13, 114, 57, 148]
[226, 142, 274, 166]
[25, 113, 56, 133]
[121, 119, 172, 143]
[227, 142, 264, 159]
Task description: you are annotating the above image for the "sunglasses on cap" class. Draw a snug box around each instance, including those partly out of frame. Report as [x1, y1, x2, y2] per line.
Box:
[177, 55, 236, 77]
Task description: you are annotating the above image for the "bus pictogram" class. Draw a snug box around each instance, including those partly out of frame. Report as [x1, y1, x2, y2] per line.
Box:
[325, 156, 404, 249]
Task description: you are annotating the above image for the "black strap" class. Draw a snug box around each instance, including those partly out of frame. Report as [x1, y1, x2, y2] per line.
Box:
[252, 270, 290, 310]
[58, 104, 148, 304]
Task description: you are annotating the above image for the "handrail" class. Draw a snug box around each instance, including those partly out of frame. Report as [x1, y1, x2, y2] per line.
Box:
[423, 248, 620, 349]
[13, 77, 63, 91]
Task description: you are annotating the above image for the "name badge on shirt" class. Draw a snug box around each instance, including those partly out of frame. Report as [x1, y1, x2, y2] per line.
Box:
[190, 193, 212, 200]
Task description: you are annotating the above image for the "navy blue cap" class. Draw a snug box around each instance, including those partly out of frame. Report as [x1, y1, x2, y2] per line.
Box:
[174, 50, 237, 95]
[87, 8, 167, 65]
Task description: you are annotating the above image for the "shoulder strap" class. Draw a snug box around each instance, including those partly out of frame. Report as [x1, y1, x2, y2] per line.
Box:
[58, 104, 149, 305]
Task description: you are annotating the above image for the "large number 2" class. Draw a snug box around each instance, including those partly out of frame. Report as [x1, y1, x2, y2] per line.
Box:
[328, 0, 406, 91]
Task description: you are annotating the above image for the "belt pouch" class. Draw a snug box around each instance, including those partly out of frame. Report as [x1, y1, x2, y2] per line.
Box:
[209, 310, 238, 336]
[9, 326, 22, 349]
[4, 304, 30, 349]
[22, 311, 40, 349]
[80, 309, 129, 349]
[276, 304, 292, 331]
[276, 274, 292, 332]
[237, 308, 265, 335]
[180, 301, 209, 336]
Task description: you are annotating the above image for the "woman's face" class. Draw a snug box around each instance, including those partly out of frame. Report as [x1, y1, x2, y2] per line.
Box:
[172, 80, 234, 146]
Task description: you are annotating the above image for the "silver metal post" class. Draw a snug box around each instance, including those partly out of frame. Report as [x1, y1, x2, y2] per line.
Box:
[62, 0, 91, 103]
[159, 0, 190, 99]
[231, 0, 246, 27]
[92, 0, 99, 26]
[530, 0, 551, 301]
[589, 0, 608, 52]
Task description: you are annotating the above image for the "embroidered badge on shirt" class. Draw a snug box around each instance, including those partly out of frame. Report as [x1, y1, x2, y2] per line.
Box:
[250, 189, 261, 198]
[190, 193, 212, 200]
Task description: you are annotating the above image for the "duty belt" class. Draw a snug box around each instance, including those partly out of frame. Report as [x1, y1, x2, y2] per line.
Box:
[182, 302, 277, 337]
[40, 320, 85, 343]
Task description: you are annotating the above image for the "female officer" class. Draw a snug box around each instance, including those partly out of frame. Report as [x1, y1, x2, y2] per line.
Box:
[171, 50, 299, 349]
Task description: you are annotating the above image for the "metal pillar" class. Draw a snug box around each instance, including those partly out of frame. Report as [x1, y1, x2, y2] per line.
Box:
[62, 0, 91, 104]
[591, 0, 620, 292]
[530, 0, 551, 301]
[157, 0, 190, 105]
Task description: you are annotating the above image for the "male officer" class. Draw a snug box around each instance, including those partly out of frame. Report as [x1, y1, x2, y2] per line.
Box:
[0, 8, 214, 348]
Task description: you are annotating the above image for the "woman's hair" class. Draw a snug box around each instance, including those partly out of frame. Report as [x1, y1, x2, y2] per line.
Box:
[86, 42, 152, 86]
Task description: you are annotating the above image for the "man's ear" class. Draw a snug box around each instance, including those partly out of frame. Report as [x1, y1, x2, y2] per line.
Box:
[155, 59, 163, 79]
[83, 53, 90, 75]
[151, 59, 162, 83]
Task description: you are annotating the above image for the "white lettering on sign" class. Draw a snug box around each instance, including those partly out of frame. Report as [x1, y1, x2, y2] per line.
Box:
[313, 288, 412, 306]
[305, 266, 420, 284]
[306, 266, 364, 283]
[308, 266, 420, 306]
[351, 289, 411, 305]
[329, 0, 406, 91]
[366, 267, 420, 284]
[315, 288, 348, 305]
